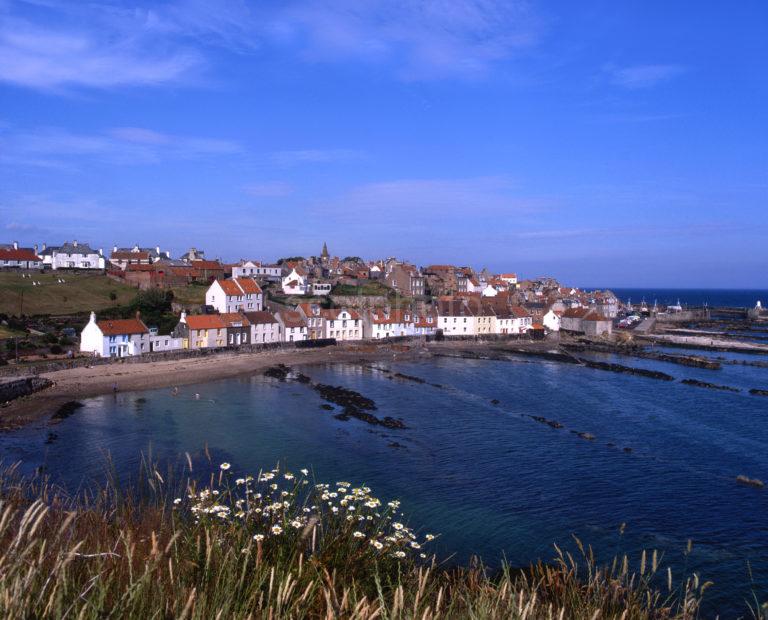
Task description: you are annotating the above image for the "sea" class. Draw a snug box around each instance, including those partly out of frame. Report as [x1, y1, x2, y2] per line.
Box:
[3, 340, 768, 615]
[594, 288, 768, 309]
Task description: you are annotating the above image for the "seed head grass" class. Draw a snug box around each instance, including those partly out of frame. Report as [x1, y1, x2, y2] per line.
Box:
[0, 458, 715, 618]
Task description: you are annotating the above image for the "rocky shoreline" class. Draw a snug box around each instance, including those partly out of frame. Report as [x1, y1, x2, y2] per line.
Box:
[3, 335, 766, 433]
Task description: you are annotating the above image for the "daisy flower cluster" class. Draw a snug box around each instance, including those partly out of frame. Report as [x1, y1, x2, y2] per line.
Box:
[176, 463, 436, 561]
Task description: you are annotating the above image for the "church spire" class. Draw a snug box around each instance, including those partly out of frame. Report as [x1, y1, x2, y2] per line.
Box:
[321, 241, 329, 259]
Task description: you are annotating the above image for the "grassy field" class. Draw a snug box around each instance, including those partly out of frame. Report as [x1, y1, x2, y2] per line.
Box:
[0, 271, 137, 316]
[169, 283, 207, 306]
[0, 460, 713, 619]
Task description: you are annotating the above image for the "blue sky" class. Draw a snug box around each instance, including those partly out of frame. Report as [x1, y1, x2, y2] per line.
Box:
[1, 0, 766, 287]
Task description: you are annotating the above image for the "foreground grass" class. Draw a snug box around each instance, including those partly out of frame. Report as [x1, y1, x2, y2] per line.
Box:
[0, 460, 713, 619]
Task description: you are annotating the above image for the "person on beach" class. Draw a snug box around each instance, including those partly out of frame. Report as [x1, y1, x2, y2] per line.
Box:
[112, 382, 119, 393]
[171, 386, 179, 396]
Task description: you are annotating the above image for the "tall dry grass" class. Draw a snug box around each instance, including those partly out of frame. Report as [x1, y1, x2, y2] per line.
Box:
[0, 458, 715, 619]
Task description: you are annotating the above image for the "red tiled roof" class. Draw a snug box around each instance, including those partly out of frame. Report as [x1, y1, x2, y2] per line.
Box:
[219, 279, 243, 295]
[218, 278, 262, 296]
[97, 318, 148, 336]
[510, 306, 531, 319]
[243, 311, 278, 325]
[298, 303, 322, 317]
[111, 250, 150, 260]
[185, 314, 227, 330]
[0, 248, 40, 261]
[219, 312, 251, 327]
[277, 310, 307, 329]
[369, 308, 413, 324]
[235, 277, 261, 294]
[192, 260, 224, 270]
[584, 311, 610, 322]
[562, 307, 589, 318]
[321, 308, 361, 320]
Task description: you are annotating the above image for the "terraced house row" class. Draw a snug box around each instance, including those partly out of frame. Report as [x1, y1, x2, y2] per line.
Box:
[78, 278, 547, 358]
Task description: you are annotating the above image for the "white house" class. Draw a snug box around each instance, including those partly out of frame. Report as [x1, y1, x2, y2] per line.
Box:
[233, 260, 282, 281]
[297, 303, 325, 339]
[322, 308, 362, 341]
[412, 311, 438, 336]
[282, 267, 308, 295]
[466, 277, 483, 294]
[543, 309, 561, 332]
[244, 311, 281, 344]
[481, 284, 498, 297]
[437, 299, 477, 336]
[275, 309, 308, 342]
[109, 245, 170, 270]
[364, 308, 413, 339]
[41, 241, 105, 270]
[508, 306, 533, 334]
[499, 273, 518, 286]
[0, 243, 43, 269]
[149, 332, 183, 352]
[80, 312, 150, 357]
[206, 278, 263, 314]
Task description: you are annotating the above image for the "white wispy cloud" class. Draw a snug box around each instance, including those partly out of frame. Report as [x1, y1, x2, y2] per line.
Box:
[0, 12, 202, 91]
[606, 63, 686, 89]
[0, 0, 541, 92]
[272, 0, 540, 80]
[0, 126, 241, 167]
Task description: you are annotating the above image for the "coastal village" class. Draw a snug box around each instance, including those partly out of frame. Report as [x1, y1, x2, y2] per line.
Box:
[1, 239, 767, 364]
[0, 239, 629, 359]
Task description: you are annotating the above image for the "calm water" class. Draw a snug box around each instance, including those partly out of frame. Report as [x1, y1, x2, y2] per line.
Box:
[597, 288, 768, 308]
[2, 353, 768, 615]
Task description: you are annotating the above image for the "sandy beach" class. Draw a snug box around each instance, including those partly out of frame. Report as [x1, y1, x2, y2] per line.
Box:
[0, 341, 445, 431]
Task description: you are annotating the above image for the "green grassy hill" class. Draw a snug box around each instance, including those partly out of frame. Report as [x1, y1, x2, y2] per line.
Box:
[0, 272, 137, 316]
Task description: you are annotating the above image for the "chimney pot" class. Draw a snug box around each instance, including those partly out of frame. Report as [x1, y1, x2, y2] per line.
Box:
[13, 241, 18, 250]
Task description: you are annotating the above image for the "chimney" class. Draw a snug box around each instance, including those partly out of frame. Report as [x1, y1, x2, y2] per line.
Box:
[73, 240, 78, 247]
[135, 310, 141, 320]
[156, 246, 160, 256]
[89, 311, 96, 324]
[42, 243, 46, 251]
[98, 248, 103, 256]
[113, 245, 117, 253]
[34, 244, 38, 254]
[180, 311, 187, 323]
[13, 241, 18, 250]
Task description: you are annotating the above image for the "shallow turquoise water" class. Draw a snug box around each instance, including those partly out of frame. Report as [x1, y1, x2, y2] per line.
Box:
[2, 353, 768, 614]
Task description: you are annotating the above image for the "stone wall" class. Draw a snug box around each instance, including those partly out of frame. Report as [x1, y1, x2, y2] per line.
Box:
[329, 295, 389, 309]
[0, 376, 53, 404]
